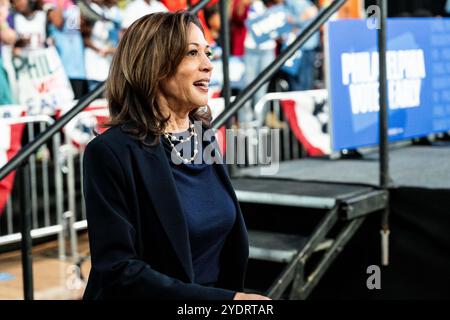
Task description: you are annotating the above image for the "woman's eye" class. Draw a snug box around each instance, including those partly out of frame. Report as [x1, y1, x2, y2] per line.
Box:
[188, 50, 198, 56]
[187, 49, 212, 59]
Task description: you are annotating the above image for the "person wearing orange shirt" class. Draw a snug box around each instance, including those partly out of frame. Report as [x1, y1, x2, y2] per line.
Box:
[161, 0, 217, 44]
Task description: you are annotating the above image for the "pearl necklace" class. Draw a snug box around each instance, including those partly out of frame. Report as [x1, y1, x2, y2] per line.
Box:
[163, 122, 199, 164]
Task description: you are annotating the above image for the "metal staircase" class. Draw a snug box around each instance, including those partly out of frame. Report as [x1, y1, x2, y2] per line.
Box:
[233, 177, 388, 299]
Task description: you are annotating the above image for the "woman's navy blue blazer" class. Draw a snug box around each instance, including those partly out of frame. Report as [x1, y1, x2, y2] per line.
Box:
[82, 125, 249, 300]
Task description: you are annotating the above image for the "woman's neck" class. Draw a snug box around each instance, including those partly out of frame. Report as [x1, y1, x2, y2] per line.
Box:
[158, 94, 192, 133]
[165, 112, 190, 133]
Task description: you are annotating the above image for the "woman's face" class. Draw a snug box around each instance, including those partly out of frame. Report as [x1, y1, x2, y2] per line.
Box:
[159, 23, 213, 114]
[12, 0, 29, 14]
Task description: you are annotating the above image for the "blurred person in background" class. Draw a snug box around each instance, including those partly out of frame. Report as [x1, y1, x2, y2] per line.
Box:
[46, 0, 88, 98]
[81, 0, 121, 91]
[203, 3, 220, 44]
[230, 0, 250, 57]
[9, 0, 47, 51]
[159, 0, 184, 12]
[0, 0, 16, 104]
[121, 0, 167, 30]
[283, 0, 319, 91]
[241, 0, 277, 123]
[160, 0, 217, 45]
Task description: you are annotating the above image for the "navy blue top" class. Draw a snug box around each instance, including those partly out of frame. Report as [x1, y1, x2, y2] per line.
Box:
[162, 126, 236, 286]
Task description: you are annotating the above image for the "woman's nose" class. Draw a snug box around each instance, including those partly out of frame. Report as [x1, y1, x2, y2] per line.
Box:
[200, 54, 213, 72]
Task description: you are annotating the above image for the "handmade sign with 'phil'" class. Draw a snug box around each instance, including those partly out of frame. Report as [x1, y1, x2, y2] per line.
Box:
[12, 46, 74, 115]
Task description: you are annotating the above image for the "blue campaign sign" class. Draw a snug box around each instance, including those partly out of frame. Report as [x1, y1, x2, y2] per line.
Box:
[210, 45, 246, 90]
[211, 57, 246, 90]
[246, 5, 292, 45]
[229, 56, 246, 89]
[327, 18, 450, 150]
[281, 32, 303, 75]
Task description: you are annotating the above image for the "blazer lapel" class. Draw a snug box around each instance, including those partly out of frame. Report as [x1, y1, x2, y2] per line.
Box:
[132, 142, 194, 282]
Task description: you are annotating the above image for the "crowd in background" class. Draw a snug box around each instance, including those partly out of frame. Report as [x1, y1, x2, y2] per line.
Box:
[0, 0, 322, 116]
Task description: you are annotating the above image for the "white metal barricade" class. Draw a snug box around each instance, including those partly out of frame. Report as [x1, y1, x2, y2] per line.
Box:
[0, 114, 66, 259]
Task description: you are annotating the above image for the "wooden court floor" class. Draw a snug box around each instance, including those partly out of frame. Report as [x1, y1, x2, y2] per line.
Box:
[0, 232, 91, 300]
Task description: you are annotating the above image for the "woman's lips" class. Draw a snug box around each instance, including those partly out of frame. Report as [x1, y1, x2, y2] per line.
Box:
[194, 84, 209, 93]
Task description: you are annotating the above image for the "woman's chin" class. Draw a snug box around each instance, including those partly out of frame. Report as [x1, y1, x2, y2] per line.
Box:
[192, 99, 208, 109]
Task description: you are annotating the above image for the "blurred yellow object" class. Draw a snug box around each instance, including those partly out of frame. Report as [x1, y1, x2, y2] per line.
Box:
[118, 0, 131, 10]
[320, 0, 363, 19]
[265, 111, 286, 129]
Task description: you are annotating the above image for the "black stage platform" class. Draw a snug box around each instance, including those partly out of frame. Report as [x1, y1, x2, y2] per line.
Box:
[231, 143, 450, 299]
[239, 143, 450, 189]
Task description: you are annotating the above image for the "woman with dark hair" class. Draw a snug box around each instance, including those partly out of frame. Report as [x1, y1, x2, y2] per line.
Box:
[82, 11, 270, 300]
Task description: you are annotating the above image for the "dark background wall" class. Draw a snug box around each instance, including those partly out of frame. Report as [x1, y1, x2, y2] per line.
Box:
[364, 0, 448, 17]
[310, 187, 450, 300]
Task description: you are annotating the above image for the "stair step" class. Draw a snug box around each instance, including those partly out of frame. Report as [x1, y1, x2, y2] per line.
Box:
[248, 230, 308, 263]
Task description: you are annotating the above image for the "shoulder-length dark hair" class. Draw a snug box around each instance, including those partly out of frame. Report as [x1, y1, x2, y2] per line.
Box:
[105, 11, 212, 146]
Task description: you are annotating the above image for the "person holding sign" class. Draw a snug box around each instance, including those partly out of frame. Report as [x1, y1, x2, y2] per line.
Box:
[283, 0, 319, 91]
[83, 11, 270, 300]
[10, 0, 47, 51]
[81, 0, 121, 91]
[47, 0, 88, 99]
[240, 0, 277, 123]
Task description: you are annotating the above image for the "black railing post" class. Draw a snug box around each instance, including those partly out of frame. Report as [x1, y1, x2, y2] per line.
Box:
[219, 0, 235, 175]
[19, 163, 34, 300]
[377, 0, 390, 266]
[219, 0, 231, 112]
